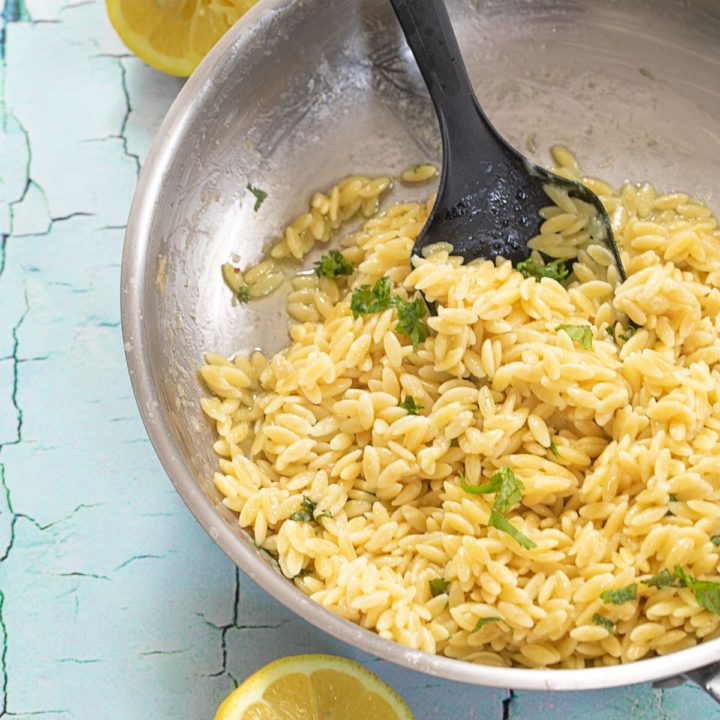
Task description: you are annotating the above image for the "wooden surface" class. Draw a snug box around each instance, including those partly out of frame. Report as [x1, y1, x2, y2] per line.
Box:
[0, 1, 718, 718]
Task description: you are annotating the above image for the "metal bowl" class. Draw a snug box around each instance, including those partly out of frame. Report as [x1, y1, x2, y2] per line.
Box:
[122, 0, 720, 695]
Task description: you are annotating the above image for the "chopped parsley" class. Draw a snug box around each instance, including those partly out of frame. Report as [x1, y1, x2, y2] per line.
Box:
[399, 396, 424, 415]
[644, 569, 681, 589]
[395, 296, 429, 349]
[236, 287, 250, 303]
[712, 536, 720, 547]
[516, 257, 570, 282]
[350, 277, 430, 349]
[314, 250, 354, 279]
[549, 441, 559, 457]
[289, 496, 331, 526]
[641, 567, 720, 615]
[350, 277, 395, 317]
[600, 583, 637, 605]
[246, 184, 268, 211]
[488, 511, 536, 549]
[429, 578, 449, 597]
[460, 467, 536, 549]
[606, 320, 640, 343]
[618, 325, 637, 342]
[470, 617, 502, 633]
[592, 614, 616, 632]
[557, 323, 593, 350]
[674, 565, 720, 615]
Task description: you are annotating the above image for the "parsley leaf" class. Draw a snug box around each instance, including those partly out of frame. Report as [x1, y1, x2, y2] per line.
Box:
[470, 616, 502, 633]
[289, 496, 326, 524]
[350, 278, 430, 349]
[557, 323, 593, 350]
[712, 536, 720, 547]
[618, 325, 637, 342]
[395, 296, 429, 349]
[488, 511, 536, 549]
[459, 470, 502, 496]
[399, 396, 424, 415]
[644, 569, 681, 589]
[350, 277, 395, 318]
[493, 468, 524, 514]
[289, 509, 313, 522]
[236, 287, 250, 303]
[516, 257, 570, 282]
[592, 614, 616, 632]
[246, 184, 268, 211]
[314, 250, 354, 279]
[600, 583, 637, 605]
[549, 442, 559, 457]
[429, 578, 449, 597]
[674, 565, 720, 615]
[461, 467, 536, 549]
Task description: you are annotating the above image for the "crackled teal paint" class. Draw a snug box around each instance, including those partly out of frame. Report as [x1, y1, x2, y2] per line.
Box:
[0, 2, 718, 719]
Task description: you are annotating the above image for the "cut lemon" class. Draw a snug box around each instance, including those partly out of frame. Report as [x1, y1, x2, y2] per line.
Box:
[106, 0, 259, 77]
[214, 654, 415, 720]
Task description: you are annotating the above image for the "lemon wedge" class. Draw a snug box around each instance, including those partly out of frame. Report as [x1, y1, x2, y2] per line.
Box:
[106, 0, 259, 77]
[214, 654, 415, 720]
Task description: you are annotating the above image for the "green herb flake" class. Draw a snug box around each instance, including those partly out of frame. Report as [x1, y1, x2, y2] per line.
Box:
[288, 509, 313, 522]
[236, 287, 250, 303]
[350, 277, 395, 318]
[712, 536, 720, 547]
[493, 467, 524, 514]
[395, 296, 430, 349]
[488, 510, 536, 549]
[246, 184, 268, 212]
[470, 616, 502, 633]
[618, 326, 637, 342]
[429, 578, 449, 597]
[399, 396, 424, 415]
[600, 583, 638, 605]
[461, 467, 537, 549]
[592, 614, 616, 632]
[605, 325, 616, 340]
[289, 496, 319, 523]
[548, 441, 559, 458]
[516, 257, 570, 283]
[557, 323, 593, 350]
[314, 250, 354, 279]
[644, 569, 680, 589]
[459, 470, 502, 496]
[674, 565, 720, 615]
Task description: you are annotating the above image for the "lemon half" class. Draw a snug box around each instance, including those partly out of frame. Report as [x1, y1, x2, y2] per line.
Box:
[214, 654, 415, 720]
[106, 0, 259, 77]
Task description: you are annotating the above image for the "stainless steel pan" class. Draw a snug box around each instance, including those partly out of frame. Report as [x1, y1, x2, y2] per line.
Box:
[121, 0, 720, 699]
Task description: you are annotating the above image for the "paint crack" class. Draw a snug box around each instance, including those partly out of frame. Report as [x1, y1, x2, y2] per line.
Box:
[501, 689, 515, 720]
[117, 59, 141, 177]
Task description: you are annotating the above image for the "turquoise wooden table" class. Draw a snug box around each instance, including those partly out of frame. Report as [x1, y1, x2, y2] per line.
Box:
[1, 2, 718, 718]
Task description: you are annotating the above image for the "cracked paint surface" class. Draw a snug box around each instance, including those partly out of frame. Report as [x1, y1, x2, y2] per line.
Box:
[0, 1, 718, 719]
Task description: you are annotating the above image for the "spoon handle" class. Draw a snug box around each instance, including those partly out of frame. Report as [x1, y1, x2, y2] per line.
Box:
[388, 0, 510, 187]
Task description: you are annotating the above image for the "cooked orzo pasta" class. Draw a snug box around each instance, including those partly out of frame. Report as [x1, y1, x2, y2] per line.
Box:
[200, 149, 720, 668]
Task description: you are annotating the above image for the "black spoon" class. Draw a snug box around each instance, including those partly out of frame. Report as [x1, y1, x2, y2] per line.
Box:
[388, 0, 625, 279]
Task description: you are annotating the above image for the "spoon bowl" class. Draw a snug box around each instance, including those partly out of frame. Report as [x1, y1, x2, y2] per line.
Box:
[390, 0, 626, 280]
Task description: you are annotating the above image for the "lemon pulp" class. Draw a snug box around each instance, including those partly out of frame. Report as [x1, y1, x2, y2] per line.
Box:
[214, 655, 414, 720]
[106, 0, 259, 76]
